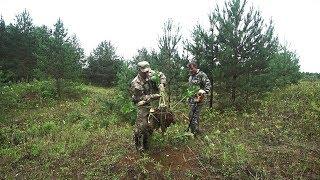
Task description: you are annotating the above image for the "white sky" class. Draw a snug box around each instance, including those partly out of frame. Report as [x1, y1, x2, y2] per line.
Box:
[1, 0, 320, 73]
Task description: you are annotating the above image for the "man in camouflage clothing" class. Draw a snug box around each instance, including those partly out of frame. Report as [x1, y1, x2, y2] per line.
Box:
[131, 61, 166, 152]
[187, 61, 211, 136]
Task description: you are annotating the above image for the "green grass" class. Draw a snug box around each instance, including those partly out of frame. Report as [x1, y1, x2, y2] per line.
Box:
[0, 80, 131, 179]
[0, 80, 319, 179]
[194, 80, 320, 178]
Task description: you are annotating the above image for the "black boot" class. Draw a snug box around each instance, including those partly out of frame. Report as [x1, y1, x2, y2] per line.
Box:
[134, 132, 143, 151]
[142, 129, 151, 150]
[191, 124, 202, 137]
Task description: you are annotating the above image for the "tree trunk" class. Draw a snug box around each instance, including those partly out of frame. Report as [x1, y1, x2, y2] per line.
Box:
[56, 78, 62, 99]
[231, 88, 236, 104]
[231, 75, 237, 105]
[167, 80, 171, 108]
[209, 77, 214, 108]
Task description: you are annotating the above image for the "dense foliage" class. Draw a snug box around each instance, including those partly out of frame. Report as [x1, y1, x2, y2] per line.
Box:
[186, 0, 301, 110]
[84, 41, 121, 86]
[0, 11, 84, 97]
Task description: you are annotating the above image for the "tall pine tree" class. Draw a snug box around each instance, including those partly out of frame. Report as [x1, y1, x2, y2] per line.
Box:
[157, 19, 185, 105]
[35, 18, 83, 97]
[188, 0, 282, 109]
[12, 10, 37, 82]
[85, 41, 121, 86]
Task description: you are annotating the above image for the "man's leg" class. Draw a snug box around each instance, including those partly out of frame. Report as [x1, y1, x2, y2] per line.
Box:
[188, 99, 196, 132]
[142, 126, 152, 150]
[134, 106, 149, 151]
[133, 129, 142, 150]
[190, 104, 202, 135]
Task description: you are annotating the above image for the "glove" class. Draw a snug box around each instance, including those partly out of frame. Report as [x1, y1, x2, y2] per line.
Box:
[198, 89, 206, 95]
[195, 89, 206, 103]
[150, 93, 161, 100]
[159, 83, 165, 92]
[137, 100, 147, 106]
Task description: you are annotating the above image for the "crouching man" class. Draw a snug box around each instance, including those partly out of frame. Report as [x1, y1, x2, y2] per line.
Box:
[130, 61, 166, 152]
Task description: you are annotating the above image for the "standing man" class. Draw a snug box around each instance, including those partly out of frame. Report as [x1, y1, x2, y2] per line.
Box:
[131, 61, 166, 152]
[187, 61, 211, 136]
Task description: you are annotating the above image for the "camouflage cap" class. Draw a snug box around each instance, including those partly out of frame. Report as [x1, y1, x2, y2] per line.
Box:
[137, 61, 151, 72]
[187, 60, 197, 68]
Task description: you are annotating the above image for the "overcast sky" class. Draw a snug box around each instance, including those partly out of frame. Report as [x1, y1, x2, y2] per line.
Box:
[1, 0, 320, 72]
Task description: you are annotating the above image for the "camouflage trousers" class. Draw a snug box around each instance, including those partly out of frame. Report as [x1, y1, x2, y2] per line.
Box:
[133, 106, 152, 151]
[188, 99, 203, 134]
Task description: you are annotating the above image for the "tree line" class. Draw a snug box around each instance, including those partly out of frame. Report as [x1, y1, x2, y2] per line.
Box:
[1, 0, 302, 110]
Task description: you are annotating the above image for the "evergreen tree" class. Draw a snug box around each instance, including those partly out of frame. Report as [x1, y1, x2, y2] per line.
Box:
[187, 0, 300, 110]
[186, 24, 219, 107]
[0, 16, 6, 59]
[35, 19, 83, 97]
[0, 16, 12, 84]
[12, 10, 37, 82]
[85, 41, 121, 86]
[157, 19, 185, 105]
[132, 48, 158, 66]
[214, 0, 279, 108]
[188, 0, 283, 109]
[267, 46, 301, 88]
[33, 25, 52, 78]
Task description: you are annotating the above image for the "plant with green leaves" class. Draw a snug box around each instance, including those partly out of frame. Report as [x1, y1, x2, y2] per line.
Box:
[170, 84, 200, 109]
[150, 71, 161, 86]
[185, 85, 200, 98]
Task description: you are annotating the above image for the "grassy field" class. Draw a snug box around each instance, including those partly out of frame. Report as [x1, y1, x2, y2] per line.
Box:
[1, 80, 319, 179]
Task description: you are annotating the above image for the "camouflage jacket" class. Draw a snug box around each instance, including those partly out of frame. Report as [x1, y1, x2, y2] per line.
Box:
[130, 70, 166, 105]
[188, 69, 211, 94]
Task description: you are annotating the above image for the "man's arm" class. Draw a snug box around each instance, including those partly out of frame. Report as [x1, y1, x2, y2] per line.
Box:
[131, 82, 160, 105]
[201, 72, 211, 94]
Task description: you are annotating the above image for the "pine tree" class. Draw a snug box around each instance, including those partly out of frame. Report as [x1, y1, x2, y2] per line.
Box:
[0, 16, 11, 84]
[157, 19, 185, 105]
[186, 24, 219, 107]
[0, 16, 6, 59]
[188, 0, 283, 109]
[12, 10, 37, 82]
[268, 46, 301, 88]
[85, 41, 121, 86]
[35, 18, 83, 97]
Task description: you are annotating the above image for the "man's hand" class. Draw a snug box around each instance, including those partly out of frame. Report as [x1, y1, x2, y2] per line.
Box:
[137, 100, 147, 106]
[150, 93, 161, 100]
[159, 83, 165, 92]
[194, 89, 206, 103]
[198, 89, 206, 95]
